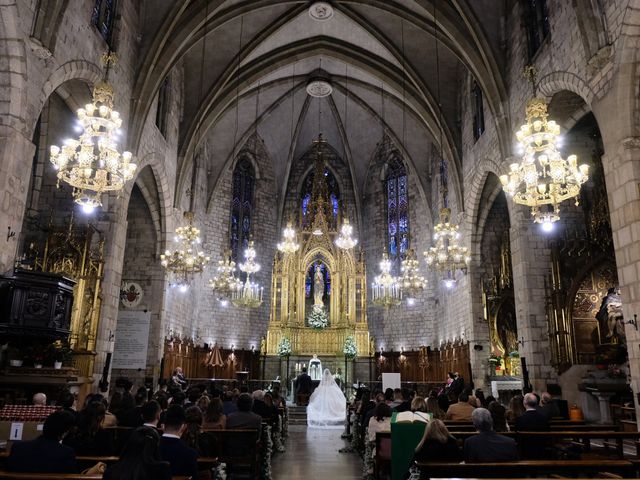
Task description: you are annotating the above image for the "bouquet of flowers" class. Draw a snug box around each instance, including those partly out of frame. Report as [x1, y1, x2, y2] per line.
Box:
[343, 335, 358, 359]
[307, 306, 329, 329]
[277, 337, 292, 357]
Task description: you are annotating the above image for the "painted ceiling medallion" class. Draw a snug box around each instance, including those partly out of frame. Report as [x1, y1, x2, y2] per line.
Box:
[306, 79, 333, 98]
[308, 2, 334, 21]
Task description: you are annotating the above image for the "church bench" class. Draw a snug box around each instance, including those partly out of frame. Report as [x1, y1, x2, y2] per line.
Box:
[201, 428, 260, 476]
[413, 459, 635, 479]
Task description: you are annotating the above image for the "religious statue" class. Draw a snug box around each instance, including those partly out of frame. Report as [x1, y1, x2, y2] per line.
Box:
[596, 287, 625, 344]
[308, 354, 322, 381]
[313, 263, 325, 308]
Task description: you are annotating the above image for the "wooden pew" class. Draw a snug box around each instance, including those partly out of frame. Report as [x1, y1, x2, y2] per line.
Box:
[414, 459, 635, 478]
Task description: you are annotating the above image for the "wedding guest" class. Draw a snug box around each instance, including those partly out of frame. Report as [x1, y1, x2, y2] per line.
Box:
[411, 396, 427, 413]
[464, 408, 518, 462]
[445, 392, 475, 421]
[203, 398, 226, 429]
[7, 410, 77, 473]
[487, 401, 508, 432]
[222, 391, 237, 416]
[227, 393, 262, 432]
[64, 401, 115, 456]
[103, 427, 171, 480]
[196, 394, 210, 412]
[384, 388, 395, 406]
[506, 394, 526, 423]
[159, 405, 198, 480]
[32, 392, 47, 406]
[141, 400, 162, 430]
[414, 419, 462, 462]
[515, 393, 550, 459]
[57, 390, 77, 420]
[171, 367, 187, 390]
[475, 389, 487, 407]
[393, 388, 412, 413]
[537, 392, 561, 419]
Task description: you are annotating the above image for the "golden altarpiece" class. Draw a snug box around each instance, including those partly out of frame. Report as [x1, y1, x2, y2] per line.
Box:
[265, 138, 370, 357]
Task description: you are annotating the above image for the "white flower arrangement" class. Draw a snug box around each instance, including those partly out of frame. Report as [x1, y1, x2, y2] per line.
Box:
[307, 306, 329, 329]
[277, 337, 292, 357]
[343, 335, 358, 359]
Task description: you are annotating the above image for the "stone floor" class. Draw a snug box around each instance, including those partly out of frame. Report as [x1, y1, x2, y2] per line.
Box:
[271, 425, 362, 479]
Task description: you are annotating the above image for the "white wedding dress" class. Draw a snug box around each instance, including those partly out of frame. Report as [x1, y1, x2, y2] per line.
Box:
[307, 369, 346, 429]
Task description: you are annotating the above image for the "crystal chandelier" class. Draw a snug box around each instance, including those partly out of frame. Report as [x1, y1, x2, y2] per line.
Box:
[50, 53, 136, 213]
[335, 217, 358, 250]
[160, 212, 210, 291]
[400, 249, 426, 303]
[424, 208, 471, 288]
[372, 249, 402, 307]
[277, 222, 300, 254]
[232, 240, 263, 308]
[423, 10, 470, 288]
[500, 67, 589, 229]
[209, 250, 238, 302]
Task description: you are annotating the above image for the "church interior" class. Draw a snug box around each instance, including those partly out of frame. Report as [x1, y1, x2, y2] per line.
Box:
[3, 0, 640, 478]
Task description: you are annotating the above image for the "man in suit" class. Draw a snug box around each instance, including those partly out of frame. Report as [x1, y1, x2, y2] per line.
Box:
[445, 392, 476, 421]
[7, 410, 77, 473]
[392, 388, 413, 413]
[141, 400, 162, 430]
[515, 392, 550, 459]
[251, 390, 272, 419]
[295, 367, 313, 405]
[159, 405, 198, 480]
[226, 393, 263, 463]
[464, 408, 518, 462]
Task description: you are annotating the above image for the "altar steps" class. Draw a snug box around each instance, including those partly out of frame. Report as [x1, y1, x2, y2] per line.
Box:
[288, 405, 308, 426]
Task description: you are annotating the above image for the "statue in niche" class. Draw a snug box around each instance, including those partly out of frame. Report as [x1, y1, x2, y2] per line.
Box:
[313, 263, 325, 309]
[596, 287, 625, 344]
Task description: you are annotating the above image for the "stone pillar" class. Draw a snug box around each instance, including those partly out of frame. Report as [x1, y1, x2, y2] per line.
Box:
[0, 125, 35, 273]
[601, 137, 640, 425]
[509, 210, 554, 391]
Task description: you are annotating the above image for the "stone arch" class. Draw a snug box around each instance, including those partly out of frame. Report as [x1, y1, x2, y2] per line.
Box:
[537, 71, 597, 106]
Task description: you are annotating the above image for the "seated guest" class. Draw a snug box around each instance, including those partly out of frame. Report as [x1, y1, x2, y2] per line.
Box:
[171, 366, 188, 391]
[32, 392, 47, 406]
[119, 387, 146, 428]
[251, 389, 273, 419]
[222, 390, 238, 416]
[389, 388, 402, 408]
[57, 390, 77, 420]
[197, 394, 210, 412]
[203, 397, 227, 429]
[159, 405, 198, 480]
[414, 419, 462, 463]
[445, 392, 476, 421]
[64, 401, 115, 456]
[393, 388, 412, 413]
[515, 393, 549, 459]
[537, 391, 561, 419]
[227, 393, 262, 433]
[475, 389, 487, 408]
[141, 400, 162, 430]
[103, 427, 171, 480]
[184, 386, 202, 408]
[506, 394, 525, 423]
[364, 393, 385, 428]
[384, 388, 395, 406]
[464, 408, 518, 462]
[367, 403, 392, 443]
[181, 405, 217, 458]
[426, 390, 445, 419]
[487, 400, 508, 432]
[411, 396, 427, 413]
[8, 410, 77, 473]
[115, 390, 137, 427]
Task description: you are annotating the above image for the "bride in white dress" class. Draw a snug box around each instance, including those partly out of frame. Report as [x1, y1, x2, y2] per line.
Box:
[307, 368, 346, 428]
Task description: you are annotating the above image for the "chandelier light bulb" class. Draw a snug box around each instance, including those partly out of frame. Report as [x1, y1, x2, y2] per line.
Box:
[424, 208, 470, 287]
[277, 222, 300, 254]
[372, 249, 402, 308]
[335, 218, 358, 250]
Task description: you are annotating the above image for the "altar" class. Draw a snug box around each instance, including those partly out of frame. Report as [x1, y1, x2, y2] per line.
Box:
[265, 137, 370, 357]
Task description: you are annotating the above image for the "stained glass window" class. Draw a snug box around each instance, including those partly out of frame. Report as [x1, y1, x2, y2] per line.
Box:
[524, 0, 550, 58]
[472, 80, 485, 142]
[230, 159, 255, 261]
[155, 76, 171, 138]
[92, 0, 117, 47]
[300, 167, 340, 229]
[386, 156, 409, 265]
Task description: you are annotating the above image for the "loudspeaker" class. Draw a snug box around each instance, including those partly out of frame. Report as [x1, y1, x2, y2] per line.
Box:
[473, 344, 483, 351]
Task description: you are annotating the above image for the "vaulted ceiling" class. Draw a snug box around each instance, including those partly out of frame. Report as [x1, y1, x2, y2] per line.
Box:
[131, 1, 509, 214]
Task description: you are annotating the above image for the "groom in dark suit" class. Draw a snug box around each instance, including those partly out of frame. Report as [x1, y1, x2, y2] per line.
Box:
[295, 367, 313, 405]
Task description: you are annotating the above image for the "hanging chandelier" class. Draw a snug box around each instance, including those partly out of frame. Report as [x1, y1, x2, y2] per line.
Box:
[423, 8, 470, 289]
[500, 67, 589, 229]
[209, 250, 238, 302]
[160, 212, 210, 291]
[277, 222, 300, 254]
[400, 249, 426, 303]
[372, 248, 402, 307]
[335, 217, 358, 249]
[424, 208, 470, 288]
[50, 52, 136, 213]
[231, 240, 263, 308]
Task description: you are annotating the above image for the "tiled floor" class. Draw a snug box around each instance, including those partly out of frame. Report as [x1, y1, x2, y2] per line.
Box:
[271, 425, 362, 479]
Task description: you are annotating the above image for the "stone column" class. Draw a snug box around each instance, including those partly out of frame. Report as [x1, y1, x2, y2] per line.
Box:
[509, 209, 554, 391]
[601, 137, 640, 425]
[0, 125, 35, 273]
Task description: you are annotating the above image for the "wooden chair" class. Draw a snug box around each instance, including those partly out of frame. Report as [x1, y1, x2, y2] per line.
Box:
[374, 431, 392, 480]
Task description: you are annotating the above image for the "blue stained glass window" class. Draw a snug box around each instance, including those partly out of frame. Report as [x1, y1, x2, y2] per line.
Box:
[229, 159, 255, 261]
[386, 156, 409, 265]
[92, 0, 117, 47]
